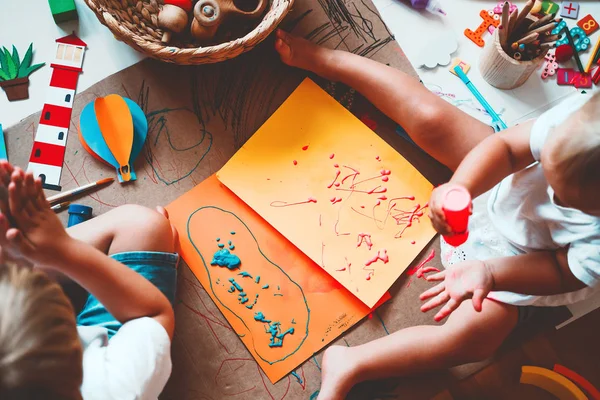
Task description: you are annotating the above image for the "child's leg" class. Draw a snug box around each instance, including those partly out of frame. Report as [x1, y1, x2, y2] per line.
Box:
[275, 31, 494, 171]
[66, 204, 176, 256]
[318, 299, 518, 400]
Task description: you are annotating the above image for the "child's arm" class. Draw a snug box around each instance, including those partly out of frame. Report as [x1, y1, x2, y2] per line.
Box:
[429, 121, 536, 234]
[420, 249, 587, 321]
[1, 169, 175, 338]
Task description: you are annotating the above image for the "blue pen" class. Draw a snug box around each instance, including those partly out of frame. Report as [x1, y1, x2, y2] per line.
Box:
[453, 66, 508, 132]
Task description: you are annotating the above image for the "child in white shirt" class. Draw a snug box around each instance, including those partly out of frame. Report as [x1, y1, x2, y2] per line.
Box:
[273, 30, 600, 399]
[0, 162, 178, 400]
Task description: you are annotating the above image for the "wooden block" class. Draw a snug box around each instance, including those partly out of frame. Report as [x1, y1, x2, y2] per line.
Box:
[465, 10, 501, 48]
[573, 71, 593, 88]
[560, 1, 580, 19]
[449, 58, 471, 75]
[48, 0, 78, 23]
[577, 14, 599, 35]
[533, 0, 560, 15]
[520, 366, 588, 400]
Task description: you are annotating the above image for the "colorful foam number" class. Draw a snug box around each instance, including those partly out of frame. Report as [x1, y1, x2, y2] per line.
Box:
[449, 58, 471, 75]
[493, 1, 517, 15]
[541, 50, 559, 79]
[465, 10, 501, 47]
[577, 14, 599, 35]
[532, 0, 559, 15]
[553, 21, 591, 52]
[560, 1, 580, 20]
[79, 96, 148, 182]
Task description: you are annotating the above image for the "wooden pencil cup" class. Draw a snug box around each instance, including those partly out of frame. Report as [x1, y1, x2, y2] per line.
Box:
[479, 29, 548, 90]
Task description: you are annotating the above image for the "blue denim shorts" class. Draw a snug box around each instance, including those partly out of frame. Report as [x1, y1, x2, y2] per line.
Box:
[76, 251, 179, 338]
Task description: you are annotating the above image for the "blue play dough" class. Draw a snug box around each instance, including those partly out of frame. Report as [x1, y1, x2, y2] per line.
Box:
[79, 97, 148, 182]
[210, 249, 241, 269]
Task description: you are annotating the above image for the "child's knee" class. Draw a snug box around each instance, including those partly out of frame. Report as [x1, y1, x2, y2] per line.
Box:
[113, 205, 175, 253]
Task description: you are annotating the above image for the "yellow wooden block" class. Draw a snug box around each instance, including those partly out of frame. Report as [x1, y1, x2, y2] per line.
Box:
[449, 58, 471, 76]
[520, 366, 588, 400]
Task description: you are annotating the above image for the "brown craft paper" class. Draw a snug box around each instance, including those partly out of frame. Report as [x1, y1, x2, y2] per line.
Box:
[4, 0, 569, 397]
[479, 28, 548, 90]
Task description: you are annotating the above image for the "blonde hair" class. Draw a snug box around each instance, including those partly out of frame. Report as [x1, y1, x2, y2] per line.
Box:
[0, 264, 83, 400]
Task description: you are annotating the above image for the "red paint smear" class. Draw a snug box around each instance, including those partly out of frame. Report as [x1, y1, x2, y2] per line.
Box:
[378, 195, 387, 200]
[406, 249, 436, 287]
[293, 160, 298, 166]
[330, 197, 342, 205]
[351, 174, 383, 188]
[334, 182, 340, 187]
[365, 249, 389, 266]
[380, 169, 391, 176]
[270, 197, 317, 207]
[368, 186, 387, 194]
[302, 145, 309, 151]
[341, 165, 360, 185]
[329, 153, 335, 159]
[391, 202, 428, 238]
[411, 240, 416, 245]
[334, 163, 339, 168]
[360, 114, 378, 130]
[375, 156, 380, 161]
[327, 170, 341, 189]
[357, 233, 373, 250]
[382, 176, 389, 182]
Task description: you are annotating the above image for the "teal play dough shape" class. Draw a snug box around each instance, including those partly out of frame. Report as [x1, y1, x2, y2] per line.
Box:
[187, 206, 310, 365]
[79, 97, 148, 182]
[211, 249, 241, 269]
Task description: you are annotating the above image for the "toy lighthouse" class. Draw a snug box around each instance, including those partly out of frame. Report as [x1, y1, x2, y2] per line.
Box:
[27, 33, 87, 191]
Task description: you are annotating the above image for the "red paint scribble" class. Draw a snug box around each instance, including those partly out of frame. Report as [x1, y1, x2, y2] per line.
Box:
[327, 170, 341, 189]
[380, 169, 391, 176]
[391, 202, 428, 238]
[302, 145, 309, 151]
[365, 249, 389, 267]
[341, 165, 360, 185]
[334, 163, 339, 168]
[293, 160, 298, 166]
[357, 233, 373, 250]
[406, 250, 436, 287]
[330, 197, 342, 205]
[376, 155, 381, 161]
[336, 257, 351, 272]
[334, 182, 340, 187]
[270, 197, 317, 207]
[329, 153, 335, 159]
[382, 176, 389, 182]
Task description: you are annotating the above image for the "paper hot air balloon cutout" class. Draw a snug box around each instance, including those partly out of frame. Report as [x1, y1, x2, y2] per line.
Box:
[79, 95, 148, 182]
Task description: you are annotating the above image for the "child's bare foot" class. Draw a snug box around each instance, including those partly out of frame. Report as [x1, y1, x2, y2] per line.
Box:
[5, 168, 70, 266]
[275, 30, 338, 81]
[318, 346, 358, 400]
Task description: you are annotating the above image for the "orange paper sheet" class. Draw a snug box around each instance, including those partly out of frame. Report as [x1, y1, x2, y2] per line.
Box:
[218, 78, 437, 308]
[166, 175, 389, 383]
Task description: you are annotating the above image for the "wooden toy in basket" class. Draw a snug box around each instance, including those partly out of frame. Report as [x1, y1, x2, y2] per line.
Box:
[84, 0, 293, 65]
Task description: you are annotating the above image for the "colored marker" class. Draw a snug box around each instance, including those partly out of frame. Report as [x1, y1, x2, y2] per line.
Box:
[453, 66, 507, 132]
[51, 201, 71, 213]
[563, 27, 584, 73]
[0, 124, 6, 160]
[47, 177, 114, 205]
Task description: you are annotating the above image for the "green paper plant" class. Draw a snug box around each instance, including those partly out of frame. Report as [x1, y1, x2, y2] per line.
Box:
[0, 43, 45, 82]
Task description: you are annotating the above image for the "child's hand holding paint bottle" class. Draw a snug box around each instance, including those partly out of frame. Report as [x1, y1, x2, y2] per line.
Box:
[428, 183, 471, 246]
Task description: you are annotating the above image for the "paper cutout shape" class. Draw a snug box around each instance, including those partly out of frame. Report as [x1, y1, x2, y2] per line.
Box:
[417, 35, 458, 69]
[465, 10, 501, 48]
[553, 21, 591, 52]
[79, 96, 148, 182]
[166, 175, 390, 383]
[0, 124, 6, 160]
[218, 79, 436, 308]
[450, 58, 471, 75]
[577, 14, 599, 35]
[560, 1, 579, 19]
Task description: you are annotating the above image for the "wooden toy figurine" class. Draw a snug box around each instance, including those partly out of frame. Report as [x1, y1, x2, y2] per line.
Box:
[190, 0, 268, 42]
[158, 0, 192, 43]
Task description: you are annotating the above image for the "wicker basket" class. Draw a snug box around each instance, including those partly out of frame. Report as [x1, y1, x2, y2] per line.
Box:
[84, 0, 294, 64]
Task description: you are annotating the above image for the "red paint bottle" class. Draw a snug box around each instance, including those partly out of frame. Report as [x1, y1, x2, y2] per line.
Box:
[442, 186, 471, 247]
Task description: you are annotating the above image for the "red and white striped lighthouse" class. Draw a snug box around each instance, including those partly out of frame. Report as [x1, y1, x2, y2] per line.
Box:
[27, 33, 87, 191]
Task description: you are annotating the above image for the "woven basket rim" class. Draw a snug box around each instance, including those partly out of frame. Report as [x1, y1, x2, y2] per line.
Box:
[85, 0, 294, 64]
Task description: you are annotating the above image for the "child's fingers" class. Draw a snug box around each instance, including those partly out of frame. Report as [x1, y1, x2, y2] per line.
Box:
[434, 298, 460, 322]
[421, 290, 449, 312]
[0, 160, 12, 186]
[424, 270, 446, 281]
[472, 289, 487, 312]
[33, 178, 49, 209]
[6, 228, 34, 257]
[420, 281, 445, 300]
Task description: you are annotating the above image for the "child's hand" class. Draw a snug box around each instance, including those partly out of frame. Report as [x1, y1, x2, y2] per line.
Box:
[428, 183, 471, 236]
[419, 260, 494, 322]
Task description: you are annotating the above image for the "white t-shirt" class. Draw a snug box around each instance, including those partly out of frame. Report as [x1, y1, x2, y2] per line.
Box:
[78, 317, 172, 400]
[486, 94, 600, 306]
